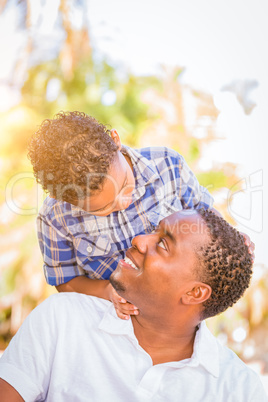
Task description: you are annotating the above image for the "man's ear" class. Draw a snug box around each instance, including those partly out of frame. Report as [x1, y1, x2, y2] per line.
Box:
[181, 283, 212, 305]
[111, 129, 122, 150]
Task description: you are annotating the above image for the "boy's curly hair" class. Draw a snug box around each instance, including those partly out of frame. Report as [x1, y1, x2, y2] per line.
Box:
[197, 209, 253, 320]
[28, 111, 119, 203]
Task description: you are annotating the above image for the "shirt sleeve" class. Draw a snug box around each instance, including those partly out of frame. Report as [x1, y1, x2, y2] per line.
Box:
[37, 214, 86, 286]
[0, 298, 57, 401]
[179, 156, 214, 210]
[238, 368, 268, 402]
[249, 380, 268, 402]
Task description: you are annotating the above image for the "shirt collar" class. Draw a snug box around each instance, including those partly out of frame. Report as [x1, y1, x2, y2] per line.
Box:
[71, 204, 90, 217]
[122, 146, 160, 201]
[98, 303, 134, 336]
[99, 306, 219, 377]
[188, 321, 220, 377]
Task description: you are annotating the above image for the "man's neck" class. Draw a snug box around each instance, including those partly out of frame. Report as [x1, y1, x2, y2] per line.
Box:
[131, 314, 199, 366]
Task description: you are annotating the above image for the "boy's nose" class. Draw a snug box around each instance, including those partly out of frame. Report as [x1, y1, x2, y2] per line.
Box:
[117, 197, 132, 210]
[116, 188, 134, 210]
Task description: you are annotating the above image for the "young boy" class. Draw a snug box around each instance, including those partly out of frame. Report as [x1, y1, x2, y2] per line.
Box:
[28, 111, 215, 319]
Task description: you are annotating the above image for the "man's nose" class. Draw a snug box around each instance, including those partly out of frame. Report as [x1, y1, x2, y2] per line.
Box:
[132, 233, 155, 254]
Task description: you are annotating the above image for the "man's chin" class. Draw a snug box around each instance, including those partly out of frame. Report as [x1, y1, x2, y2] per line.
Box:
[109, 273, 126, 294]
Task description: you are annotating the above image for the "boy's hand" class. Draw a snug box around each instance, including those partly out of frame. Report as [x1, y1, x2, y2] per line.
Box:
[107, 283, 139, 320]
[241, 232, 255, 262]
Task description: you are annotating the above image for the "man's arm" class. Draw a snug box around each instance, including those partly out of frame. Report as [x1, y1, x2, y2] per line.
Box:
[0, 297, 57, 401]
[0, 379, 24, 402]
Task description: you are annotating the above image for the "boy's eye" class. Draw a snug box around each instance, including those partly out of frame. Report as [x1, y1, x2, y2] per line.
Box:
[158, 239, 167, 250]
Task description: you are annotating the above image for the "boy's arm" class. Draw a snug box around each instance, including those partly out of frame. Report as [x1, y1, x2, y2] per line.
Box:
[38, 214, 138, 319]
[38, 215, 114, 295]
[56, 278, 139, 319]
[56, 277, 110, 299]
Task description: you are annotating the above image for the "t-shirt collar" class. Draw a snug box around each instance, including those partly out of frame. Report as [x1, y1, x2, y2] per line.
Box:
[186, 321, 220, 377]
[99, 305, 219, 377]
[98, 303, 134, 336]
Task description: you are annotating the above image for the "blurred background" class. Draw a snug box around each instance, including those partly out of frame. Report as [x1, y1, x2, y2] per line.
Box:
[0, 0, 267, 392]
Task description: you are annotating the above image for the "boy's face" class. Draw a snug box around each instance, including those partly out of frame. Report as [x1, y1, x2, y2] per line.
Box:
[78, 150, 135, 216]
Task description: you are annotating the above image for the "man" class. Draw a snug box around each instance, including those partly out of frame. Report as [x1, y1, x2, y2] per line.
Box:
[0, 209, 266, 401]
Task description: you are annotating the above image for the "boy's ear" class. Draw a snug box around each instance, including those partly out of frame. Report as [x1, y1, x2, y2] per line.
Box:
[181, 283, 212, 305]
[111, 129, 122, 150]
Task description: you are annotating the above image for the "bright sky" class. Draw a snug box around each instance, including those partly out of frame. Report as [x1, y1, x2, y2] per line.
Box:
[0, 0, 267, 265]
[88, 0, 268, 90]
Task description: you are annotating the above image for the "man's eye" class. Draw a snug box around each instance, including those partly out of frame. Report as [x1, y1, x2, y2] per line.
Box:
[158, 239, 166, 250]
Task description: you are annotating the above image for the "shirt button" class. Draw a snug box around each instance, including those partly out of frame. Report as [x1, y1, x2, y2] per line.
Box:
[87, 245, 92, 253]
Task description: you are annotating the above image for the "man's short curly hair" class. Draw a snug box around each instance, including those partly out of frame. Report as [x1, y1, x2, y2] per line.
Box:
[28, 111, 119, 204]
[196, 209, 253, 320]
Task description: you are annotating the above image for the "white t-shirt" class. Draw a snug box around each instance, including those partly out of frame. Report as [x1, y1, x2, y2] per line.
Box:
[0, 293, 266, 402]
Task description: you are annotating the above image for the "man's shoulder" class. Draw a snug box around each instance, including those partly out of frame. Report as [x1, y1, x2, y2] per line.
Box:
[199, 323, 264, 389]
[217, 339, 264, 386]
[44, 292, 110, 310]
[35, 293, 111, 323]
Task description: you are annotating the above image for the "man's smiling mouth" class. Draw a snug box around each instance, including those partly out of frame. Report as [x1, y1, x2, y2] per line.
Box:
[123, 256, 139, 270]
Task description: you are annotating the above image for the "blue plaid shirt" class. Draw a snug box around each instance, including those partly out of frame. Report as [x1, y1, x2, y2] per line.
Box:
[37, 146, 213, 285]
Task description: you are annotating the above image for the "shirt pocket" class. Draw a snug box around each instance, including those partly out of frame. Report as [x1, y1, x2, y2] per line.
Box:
[74, 235, 112, 264]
